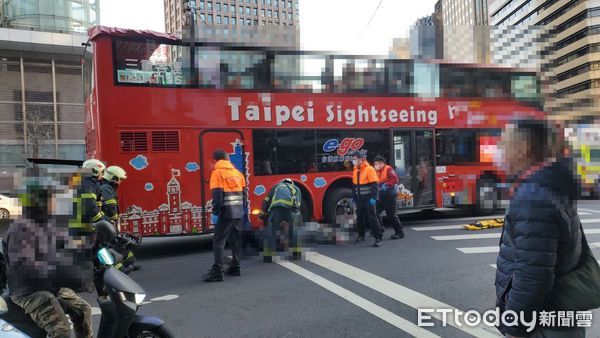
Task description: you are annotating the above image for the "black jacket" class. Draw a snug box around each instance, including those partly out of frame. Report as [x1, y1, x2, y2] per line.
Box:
[495, 158, 582, 336]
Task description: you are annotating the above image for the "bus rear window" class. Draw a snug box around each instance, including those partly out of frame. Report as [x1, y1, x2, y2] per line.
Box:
[114, 40, 189, 86]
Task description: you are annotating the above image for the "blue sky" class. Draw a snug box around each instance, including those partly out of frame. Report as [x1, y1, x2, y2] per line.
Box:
[100, 0, 437, 55]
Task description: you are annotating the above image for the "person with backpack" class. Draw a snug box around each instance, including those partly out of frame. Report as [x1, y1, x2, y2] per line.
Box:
[494, 119, 599, 337]
[259, 178, 303, 262]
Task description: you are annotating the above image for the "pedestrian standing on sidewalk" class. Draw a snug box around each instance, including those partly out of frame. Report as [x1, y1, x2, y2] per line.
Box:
[373, 156, 404, 239]
[494, 119, 598, 338]
[351, 151, 384, 247]
[202, 149, 247, 282]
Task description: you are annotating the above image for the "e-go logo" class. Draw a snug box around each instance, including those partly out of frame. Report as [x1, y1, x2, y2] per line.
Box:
[323, 138, 365, 156]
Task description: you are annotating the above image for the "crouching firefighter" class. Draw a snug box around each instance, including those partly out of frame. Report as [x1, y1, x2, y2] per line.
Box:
[260, 178, 302, 262]
[100, 166, 140, 273]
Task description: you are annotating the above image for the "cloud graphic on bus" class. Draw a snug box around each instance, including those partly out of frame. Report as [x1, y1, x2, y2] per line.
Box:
[129, 155, 149, 170]
[144, 183, 154, 191]
[254, 185, 266, 196]
[300, 175, 307, 182]
[314, 177, 327, 188]
[185, 162, 200, 172]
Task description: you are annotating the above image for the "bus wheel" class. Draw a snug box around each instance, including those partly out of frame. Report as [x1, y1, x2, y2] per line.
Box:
[473, 178, 498, 216]
[325, 188, 356, 225]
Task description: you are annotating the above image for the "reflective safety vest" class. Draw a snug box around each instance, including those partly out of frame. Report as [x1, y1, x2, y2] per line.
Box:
[100, 179, 120, 223]
[352, 161, 379, 200]
[210, 160, 247, 219]
[80, 176, 105, 223]
[263, 182, 301, 212]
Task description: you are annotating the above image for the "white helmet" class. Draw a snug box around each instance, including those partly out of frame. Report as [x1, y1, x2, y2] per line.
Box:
[82, 159, 106, 177]
[103, 166, 127, 182]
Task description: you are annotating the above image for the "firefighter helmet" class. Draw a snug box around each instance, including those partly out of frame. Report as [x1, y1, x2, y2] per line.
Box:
[282, 178, 294, 185]
[103, 166, 127, 182]
[82, 159, 106, 177]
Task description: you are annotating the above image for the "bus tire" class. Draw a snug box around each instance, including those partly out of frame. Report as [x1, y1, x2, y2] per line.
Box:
[324, 188, 356, 225]
[300, 198, 311, 222]
[473, 177, 498, 216]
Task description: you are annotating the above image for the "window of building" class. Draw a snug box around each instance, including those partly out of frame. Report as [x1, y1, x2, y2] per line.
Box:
[223, 16, 229, 24]
[253, 8, 258, 15]
[268, 0, 272, 5]
[216, 15, 222, 23]
[246, 7, 251, 14]
[230, 4, 235, 13]
[216, 3, 221, 11]
[232, 17, 236, 25]
[274, 11, 278, 18]
[200, 13, 206, 22]
[239, 6, 243, 13]
[274, 0, 278, 7]
[254, 0, 258, 3]
[254, 19, 259, 25]
[208, 1, 213, 10]
[261, 9, 265, 16]
[223, 4, 228, 12]
[246, 0, 251, 3]
[288, 12, 292, 19]
[262, 20, 266, 24]
[208, 14, 213, 23]
[268, 9, 272, 17]
[247, 18, 252, 25]
[200, 1, 205, 9]
[435, 130, 477, 165]
[253, 130, 316, 176]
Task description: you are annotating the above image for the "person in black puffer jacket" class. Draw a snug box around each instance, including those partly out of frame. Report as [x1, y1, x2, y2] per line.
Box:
[495, 120, 584, 338]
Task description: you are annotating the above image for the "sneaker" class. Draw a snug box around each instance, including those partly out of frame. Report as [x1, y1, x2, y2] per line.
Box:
[373, 239, 382, 247]
[224, 256, 233, 265]
[355, 236, 365, 243]
[202, 265, 224, 282]
[225, 263, 241, 277]
[290, 252, 302, 261]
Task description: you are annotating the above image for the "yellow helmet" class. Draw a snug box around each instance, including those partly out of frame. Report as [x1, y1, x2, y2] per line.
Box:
[82, 159, 106, 177]
[103, 166, 127, 182]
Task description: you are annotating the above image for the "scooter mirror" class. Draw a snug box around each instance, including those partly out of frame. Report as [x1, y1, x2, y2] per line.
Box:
[97, 248, 115, 265]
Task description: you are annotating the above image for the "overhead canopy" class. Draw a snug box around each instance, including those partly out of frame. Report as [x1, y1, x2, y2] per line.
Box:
[88, 26, 178, 43]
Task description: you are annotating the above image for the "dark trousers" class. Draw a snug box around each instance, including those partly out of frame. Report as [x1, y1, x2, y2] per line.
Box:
[356, 200, 383, 240]
[378, 192, 403, 234]
[264, 207, 301, 255]
[213, 218, 241, 268]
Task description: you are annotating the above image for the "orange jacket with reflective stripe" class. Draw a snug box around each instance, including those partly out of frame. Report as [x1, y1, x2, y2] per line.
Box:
[210, 160, 247, 219]
[377, 165, 399, 187]
[352, 161, 379, 200]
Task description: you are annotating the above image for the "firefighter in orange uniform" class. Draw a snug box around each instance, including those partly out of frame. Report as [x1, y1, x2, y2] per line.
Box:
[373, 156, 404, 239]
[203, 149, 247, 282]
[351, 151, 384, 247]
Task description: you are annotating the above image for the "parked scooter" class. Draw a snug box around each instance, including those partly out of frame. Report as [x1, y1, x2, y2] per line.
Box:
[0, 220, 174, 338]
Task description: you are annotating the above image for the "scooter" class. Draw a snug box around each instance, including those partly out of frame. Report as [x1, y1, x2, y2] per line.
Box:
[0, 221, 174, 338]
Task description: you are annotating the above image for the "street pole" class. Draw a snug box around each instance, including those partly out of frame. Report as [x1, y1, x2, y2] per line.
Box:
[184, 0, 197, 86]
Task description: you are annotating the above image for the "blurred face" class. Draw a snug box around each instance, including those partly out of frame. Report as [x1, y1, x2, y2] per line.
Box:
[351, 156, 362, 167]
[374, 161, 384, 170]
[497, 124, 532, 177]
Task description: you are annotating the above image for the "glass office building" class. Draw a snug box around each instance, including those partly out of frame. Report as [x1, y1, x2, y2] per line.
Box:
[1, 0, 99, 33]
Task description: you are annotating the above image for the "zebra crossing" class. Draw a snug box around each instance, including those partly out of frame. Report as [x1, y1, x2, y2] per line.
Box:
[410, 208, 600, 267]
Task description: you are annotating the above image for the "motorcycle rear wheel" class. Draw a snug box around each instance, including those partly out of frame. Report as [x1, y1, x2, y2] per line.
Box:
[132, 325, 175, 338]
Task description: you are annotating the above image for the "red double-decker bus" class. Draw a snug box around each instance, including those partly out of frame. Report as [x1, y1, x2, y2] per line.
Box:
[84, 26, 544, 237]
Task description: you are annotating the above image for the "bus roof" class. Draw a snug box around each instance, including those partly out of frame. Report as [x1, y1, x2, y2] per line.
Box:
[88, 25, 177, 43]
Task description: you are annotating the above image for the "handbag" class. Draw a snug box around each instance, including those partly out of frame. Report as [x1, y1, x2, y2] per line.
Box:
[543, 224, 600, 311]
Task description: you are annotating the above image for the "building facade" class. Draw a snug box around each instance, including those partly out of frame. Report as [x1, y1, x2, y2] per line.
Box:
[165, 0, 300, 48]
[0, 0, 97, 163]
[441, 0, 490, 63]
[410, 15, 438, 60]
[489, 0, 599, 122]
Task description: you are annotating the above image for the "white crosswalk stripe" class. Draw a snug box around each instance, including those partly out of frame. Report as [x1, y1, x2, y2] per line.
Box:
[457, 246, 499, 254]
[432, 233, 500, 241]
[578, 208, 600, 214]
[578, 211, 592, 215]
[295, 252, 501, 338]
[411, 225, 464, 231]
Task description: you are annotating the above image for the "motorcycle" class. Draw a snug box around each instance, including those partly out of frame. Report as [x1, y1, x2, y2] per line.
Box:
[0, 220, 174, 338]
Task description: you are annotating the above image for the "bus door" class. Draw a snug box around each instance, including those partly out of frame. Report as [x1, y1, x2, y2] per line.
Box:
[391, 130, 435, 209]
[199, 129, 247, 231]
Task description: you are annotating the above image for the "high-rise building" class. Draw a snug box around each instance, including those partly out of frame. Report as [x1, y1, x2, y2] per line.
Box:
[165, 0, 300, 48]
[0, 0, 98, 163]
[410, 15, 438, 60]
[441, 0, 490, 63]
[389, 37, 410, 59]
[1, 0, 99, 33]
[489, 0, 599, 122]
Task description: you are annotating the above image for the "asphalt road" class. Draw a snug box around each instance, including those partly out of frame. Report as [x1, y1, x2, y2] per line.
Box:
[82, 202, 600, 338]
